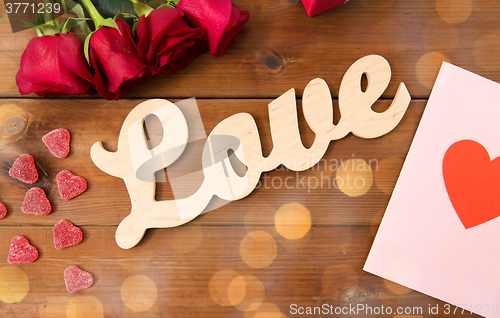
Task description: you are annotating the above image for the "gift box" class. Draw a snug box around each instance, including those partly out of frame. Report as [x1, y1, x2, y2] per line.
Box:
[301, 0, 350, 16]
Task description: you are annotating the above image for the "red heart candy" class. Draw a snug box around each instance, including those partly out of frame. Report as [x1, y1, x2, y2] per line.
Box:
[42, 128, 71, 158]
[8, 236, 39, 264]
[21, 187, 52, 216]
[56, 170, 87, 200]
[53, 220, 83, 249]
[0, 202, 7, 219]
[443, 139, 500, 229]
[64, 266, 93, 293]
[9, 154, 38, 184]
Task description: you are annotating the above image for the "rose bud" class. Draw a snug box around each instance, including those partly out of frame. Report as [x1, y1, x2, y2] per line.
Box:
[177, 0, 249, 57]
[89, 18, 155, 100]
[16, 33, 94, 97]
[136, 7, 208, 75]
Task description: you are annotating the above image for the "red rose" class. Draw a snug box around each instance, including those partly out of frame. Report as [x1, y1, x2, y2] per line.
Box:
[136, 7, 207, 75]
[89, 18, 154, 100]
[177, 0, 249, 57]
[16, 33, 93, 97]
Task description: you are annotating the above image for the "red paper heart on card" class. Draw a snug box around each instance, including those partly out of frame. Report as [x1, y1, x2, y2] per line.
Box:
[443, 139, 500, 229]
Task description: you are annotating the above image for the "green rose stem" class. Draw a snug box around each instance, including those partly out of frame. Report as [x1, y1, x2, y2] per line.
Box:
[34, 0, 59, 36]
[81, 0, 105, 28]
[43, 0, 56, 27]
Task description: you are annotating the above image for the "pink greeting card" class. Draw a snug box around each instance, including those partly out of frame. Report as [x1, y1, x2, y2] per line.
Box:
[364, 62, 500, 318]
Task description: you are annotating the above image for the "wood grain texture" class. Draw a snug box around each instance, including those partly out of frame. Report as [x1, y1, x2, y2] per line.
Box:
[0, 98, 421, 228]
[0, 225, 478, 317]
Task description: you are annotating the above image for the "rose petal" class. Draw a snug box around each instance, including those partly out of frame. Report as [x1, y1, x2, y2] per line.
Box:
[178, 0, 248, 56]
[214, 6, 250, 57]
[137, 7, 183, 65]
[89, 19, 154, 100]
[16, 33, 93, 97]
[136, 7, 208, 75]
[178, 0, 232, 55]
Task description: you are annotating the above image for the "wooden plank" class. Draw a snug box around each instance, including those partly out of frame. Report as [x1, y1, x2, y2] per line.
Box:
[2, 0, 500, 99]
[0, 98, 424, 227]
[0, 225, 478, 317]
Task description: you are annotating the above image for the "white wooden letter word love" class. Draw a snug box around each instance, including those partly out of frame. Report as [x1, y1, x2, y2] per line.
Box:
[91, 55, 411, 249]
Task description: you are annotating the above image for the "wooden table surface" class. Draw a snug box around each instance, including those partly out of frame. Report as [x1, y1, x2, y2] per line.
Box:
[0, 0, 496, 317]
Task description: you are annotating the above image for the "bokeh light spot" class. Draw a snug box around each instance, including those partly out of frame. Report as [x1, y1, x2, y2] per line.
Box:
[67, 295, 104, 318]
[121, 275, 158, 312]
[373, 157, 404, 195]
[209, 270, 240, 307]
[335, 159, 373, 197]
[233, 275, 265, 312]
[436, 0, 472, 24]
[274, 202, 311, 240]
[422, 19, 458, 51]
[415, 52, 450, 89]
[0, 266, 29, 304]
[473, 34, 500, 71]
[240, 231, 277, 269]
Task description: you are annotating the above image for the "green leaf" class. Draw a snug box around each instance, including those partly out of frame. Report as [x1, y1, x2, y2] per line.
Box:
[134, 3, 153, 17]
[59, 17, 90, 34]
[132, 20, 138, 34]
[20, 20, 37, 28]
[100, 18, 121, 33]
[55, 0, 92, 36]
[35, 27, 44, 37]
[54, 0, 92, 37]
[114, 12, 138, 19]
[79, 21, 92, 37]
[30, 20, 61, 36]
[0, 17, 8, 22]
[41, 24, 59, 35]
[97, 0, 167, 18]
[147, 0, 169, 9]
[157, 3, 174, 9]
[98, 0, 136, 19]
[114, 12, 138, 26]
[56, 0, 83, 16]
[83, 30, 96, 64]
[165, 0, 180, 7]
